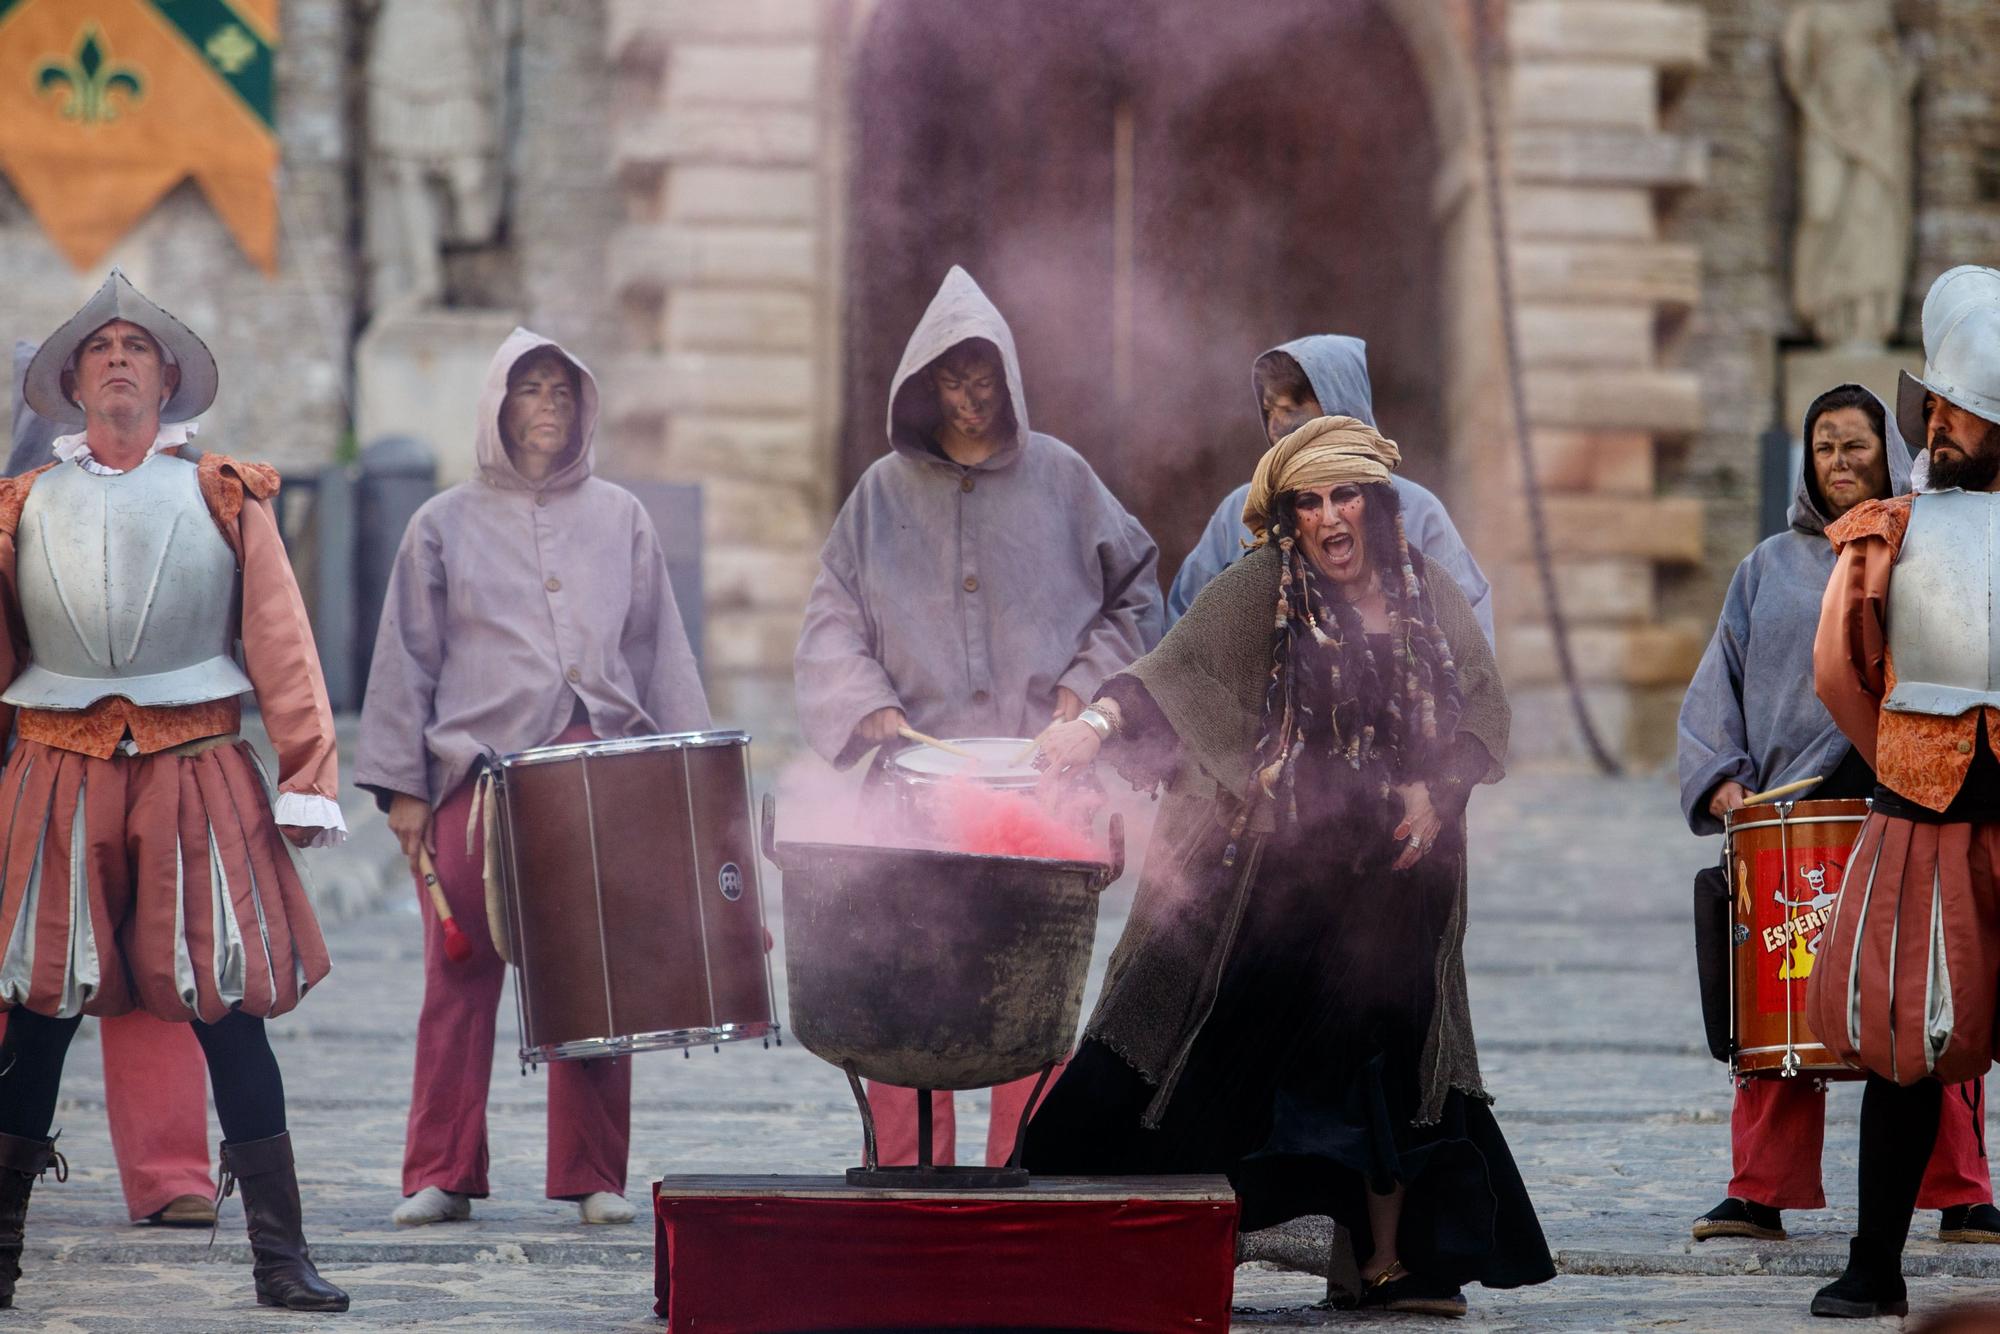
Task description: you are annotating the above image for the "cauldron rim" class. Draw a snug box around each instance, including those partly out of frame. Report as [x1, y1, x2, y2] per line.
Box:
[769, 836, 1112, 880]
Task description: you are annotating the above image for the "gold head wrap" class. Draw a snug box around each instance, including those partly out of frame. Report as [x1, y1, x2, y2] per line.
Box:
[1241, 415, 1401, 543]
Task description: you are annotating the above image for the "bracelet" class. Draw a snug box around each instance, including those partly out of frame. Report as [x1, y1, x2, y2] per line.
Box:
[1078, 707, 1114, 741]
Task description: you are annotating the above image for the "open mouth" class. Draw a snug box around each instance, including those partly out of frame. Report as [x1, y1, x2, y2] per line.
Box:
[1321, 532, 1355, 563]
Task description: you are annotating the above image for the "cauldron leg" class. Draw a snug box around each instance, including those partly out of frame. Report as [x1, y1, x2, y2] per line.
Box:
[916, 1087, 934, 1169]
[1004, 1061, 1057, 1170]
[843, 1063, 879, 1169]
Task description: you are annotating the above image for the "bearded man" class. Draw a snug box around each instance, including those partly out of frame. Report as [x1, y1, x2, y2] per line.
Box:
[795, 265, 1162, 1170]
[1806, 265, 2000, 1319]
[0, 270, 347, 1312]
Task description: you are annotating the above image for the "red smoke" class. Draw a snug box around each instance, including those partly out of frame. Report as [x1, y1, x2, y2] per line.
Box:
[932, 779, 1098, 861]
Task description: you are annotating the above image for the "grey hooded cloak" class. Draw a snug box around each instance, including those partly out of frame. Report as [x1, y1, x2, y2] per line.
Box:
[795, 267, 1164, 766]
[1164, 335, 1494, 646]
[1676, 384, 1913, 835]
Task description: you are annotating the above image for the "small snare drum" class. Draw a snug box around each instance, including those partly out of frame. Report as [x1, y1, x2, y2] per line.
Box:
[1723, 797, 1869, 1081]
[882, 738, 1041, 838]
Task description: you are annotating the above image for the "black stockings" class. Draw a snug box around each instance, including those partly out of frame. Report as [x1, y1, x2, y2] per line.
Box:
[1856, 1074, 1944, 1255]
[0, 1008, 286, 1145]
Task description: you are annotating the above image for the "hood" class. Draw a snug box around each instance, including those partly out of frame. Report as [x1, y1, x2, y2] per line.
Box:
[1251, 334, 1377, 429]
[1791, 383, 1913, 534]
[476, 327, 600, 493]
[886, 266, 1030, 467]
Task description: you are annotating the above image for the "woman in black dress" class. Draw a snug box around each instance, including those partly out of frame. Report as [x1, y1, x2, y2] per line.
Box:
[1027, 415, 1553, 1317]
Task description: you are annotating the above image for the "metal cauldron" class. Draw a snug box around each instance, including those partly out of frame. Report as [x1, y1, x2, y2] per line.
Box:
[759, 794, 1123, 1186]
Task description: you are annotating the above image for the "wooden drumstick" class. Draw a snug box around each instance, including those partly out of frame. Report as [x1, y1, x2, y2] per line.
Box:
[418, 846, 474, 963]
[1743, 775, 1823, 807]
[895, 725, 980, 760]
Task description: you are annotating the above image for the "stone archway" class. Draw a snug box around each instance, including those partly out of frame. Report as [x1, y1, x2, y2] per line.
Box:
[839, 0, 1467, 587]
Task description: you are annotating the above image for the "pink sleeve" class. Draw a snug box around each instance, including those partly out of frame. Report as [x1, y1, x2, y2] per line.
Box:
[238, 495, 339, 800]
[1814, 536, 1893, 771]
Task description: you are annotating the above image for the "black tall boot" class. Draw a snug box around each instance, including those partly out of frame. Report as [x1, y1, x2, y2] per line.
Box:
[217, 1132, 349, 1312]
[0, 1131, 64, 1311]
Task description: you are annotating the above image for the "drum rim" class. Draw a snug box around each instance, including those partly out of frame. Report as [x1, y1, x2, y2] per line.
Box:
[1724, 797, 1873, 836]
[496, 729, 751, 769]
[887, 736, 1041, 783]
[522, 1019, 777, 1064]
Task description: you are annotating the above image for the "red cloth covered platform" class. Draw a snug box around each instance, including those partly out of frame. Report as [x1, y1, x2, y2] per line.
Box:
[653, 1174, 1239, 1331]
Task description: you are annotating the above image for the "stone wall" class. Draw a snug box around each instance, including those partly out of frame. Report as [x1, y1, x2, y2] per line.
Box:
[0, 0, 352, 477]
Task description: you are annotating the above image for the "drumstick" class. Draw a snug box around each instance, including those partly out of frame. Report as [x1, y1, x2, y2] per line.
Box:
[1743, 776, 1823, 807]
[418, 846, 474, 963]
[895, 725, 980, 760]
[1010, 737, 1040, 766]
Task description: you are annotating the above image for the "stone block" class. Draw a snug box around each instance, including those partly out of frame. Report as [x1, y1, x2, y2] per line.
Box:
[1511, 63, 1658, 131]
[668, 288, 816, 352]
[1509, 2, 1708, 72]
[1511, 186, 1657, 241]
[610, 223, 819, 290]
[1780, 346, 1923, 439]
[609, 0, 822, 53]
[667, 42, 820, 105]
[700, 473, 824, 551]
[1511, 128, 1706, 190]
[1502, 428, 1656, 494]
[1505, 559, 1656, 624]
[1525, 368, 1703, 435]
[665, 349, 816, 416]
[1513, 240, 1700, 311]
[614, 108, 819, 169]
[1522, 494, 1705, 563]
[707, 544, 822, 613]
[354, 307, 525, 488]
[705, 605, 809, 676]
[1504, 619, 1708, 687]
[1517, 303, 1656, 369]
[663, 414, 826, 489]
[666, 165, 817, 224]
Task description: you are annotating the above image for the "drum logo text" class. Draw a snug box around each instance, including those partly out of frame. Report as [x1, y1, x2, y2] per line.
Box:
[718, 862, 744, 902]
[1764, 858, 1841, 981]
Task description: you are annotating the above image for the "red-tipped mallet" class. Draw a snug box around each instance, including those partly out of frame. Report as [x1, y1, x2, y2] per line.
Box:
[418, 847, 474, 963]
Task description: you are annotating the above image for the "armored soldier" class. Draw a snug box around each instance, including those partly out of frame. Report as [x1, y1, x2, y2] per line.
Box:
[0, 272, 347, 1314]
[1808, 265, 2000, 1319]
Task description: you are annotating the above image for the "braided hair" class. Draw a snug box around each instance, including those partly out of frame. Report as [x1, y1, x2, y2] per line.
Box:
[1226, 483, 1465, 865]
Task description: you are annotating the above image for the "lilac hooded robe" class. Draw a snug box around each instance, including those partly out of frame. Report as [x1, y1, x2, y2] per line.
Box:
[1676, 384, 1914, 835]
[355, 328, 710, 809]
[795, 267, 1163, 767]
[1164, 334, 1494, 646]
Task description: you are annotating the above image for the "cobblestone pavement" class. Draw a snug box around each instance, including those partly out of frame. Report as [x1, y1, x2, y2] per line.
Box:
[12, 773, 2000, 1330]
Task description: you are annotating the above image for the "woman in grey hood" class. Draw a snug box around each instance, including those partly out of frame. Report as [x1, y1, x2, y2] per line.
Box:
[1676, 384, 1998, 1245]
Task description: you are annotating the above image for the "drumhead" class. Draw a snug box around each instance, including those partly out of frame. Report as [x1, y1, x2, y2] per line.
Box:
[497, 729, 751, 770]
[888, 737, 1039, 786]
[1724, 796, 1871, 837]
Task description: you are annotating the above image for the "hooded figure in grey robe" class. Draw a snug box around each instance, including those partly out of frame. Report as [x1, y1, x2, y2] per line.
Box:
[1676, 384, 1913, 835]
[796, 267, 1163, 766]
[1164, 335, 1494, 646]
[356, 327, 710, 810]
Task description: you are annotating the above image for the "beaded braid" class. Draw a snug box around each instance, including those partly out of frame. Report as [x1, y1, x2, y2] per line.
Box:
[1230, 483, 1467, 863]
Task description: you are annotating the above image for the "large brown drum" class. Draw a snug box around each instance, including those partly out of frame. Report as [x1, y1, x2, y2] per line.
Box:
[1724, 798, 1869, 1080]
[491, 731, 778, 1065]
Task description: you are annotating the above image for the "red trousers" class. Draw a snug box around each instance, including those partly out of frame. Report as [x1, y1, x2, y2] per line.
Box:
[401, 732, 631, 1201]
[1730, 1075, 1990, 1210]
[866, 1059, 1067, 1169]
[0, 1009, 212, 1220]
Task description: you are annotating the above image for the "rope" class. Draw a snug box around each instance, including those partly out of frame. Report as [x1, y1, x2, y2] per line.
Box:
[1471, 0, 1623, 775]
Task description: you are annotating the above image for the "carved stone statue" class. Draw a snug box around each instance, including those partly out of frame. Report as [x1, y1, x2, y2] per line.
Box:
[1781, 0, 1919, 349]
[364, 0, 509, 312]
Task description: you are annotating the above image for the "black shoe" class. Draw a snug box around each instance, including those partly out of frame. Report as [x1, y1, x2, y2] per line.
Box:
[1692, 1197, 1785, 1241]
[218, 1133, 350, 1313]
[1810, 1239, 1908, 1318]
[1356, 1263, 1467, 1319]
[1940, 1202, 2000, 1243]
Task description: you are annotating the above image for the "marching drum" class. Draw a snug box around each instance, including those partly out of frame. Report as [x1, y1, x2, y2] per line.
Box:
[490, 730, 778, 1065]
[1723, 798, 1869, 1080]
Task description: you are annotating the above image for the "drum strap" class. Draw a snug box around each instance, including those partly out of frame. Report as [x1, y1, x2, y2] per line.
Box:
[467, 770, 514, 964]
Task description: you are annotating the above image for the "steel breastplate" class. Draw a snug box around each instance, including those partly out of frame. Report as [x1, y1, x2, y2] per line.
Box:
[1883, 489, 2000, 717]
[3, 456, 253, 710]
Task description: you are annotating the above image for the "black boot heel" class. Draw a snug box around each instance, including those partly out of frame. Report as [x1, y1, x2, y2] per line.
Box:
[217, 1132, 350, 1313]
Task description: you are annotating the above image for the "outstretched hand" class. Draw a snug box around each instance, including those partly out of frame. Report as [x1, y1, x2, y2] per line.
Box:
[1392, 782, 1442, 871]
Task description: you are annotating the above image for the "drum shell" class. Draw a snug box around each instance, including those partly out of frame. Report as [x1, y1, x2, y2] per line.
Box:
[495, 733, 775, 1061]
[881, 738, 1039, 840]
[1724, 798, 1869, 1079]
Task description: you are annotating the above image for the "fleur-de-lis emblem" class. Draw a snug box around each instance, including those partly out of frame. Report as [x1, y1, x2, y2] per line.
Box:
[35, 26, 145, 126]
[205, 23, 257, 76]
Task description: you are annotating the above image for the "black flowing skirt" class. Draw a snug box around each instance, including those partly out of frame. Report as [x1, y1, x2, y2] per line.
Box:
[1023, 819, 1555, 1291]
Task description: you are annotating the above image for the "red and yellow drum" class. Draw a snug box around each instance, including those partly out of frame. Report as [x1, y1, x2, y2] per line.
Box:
[1723, 798, 1869, 1080]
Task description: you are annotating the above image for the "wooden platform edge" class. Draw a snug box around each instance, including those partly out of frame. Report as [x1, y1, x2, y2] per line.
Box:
[654, 1173, 1238, 1203]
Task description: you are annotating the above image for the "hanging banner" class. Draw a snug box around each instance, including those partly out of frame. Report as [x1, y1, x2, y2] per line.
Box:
[0, 0, 279, 273]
